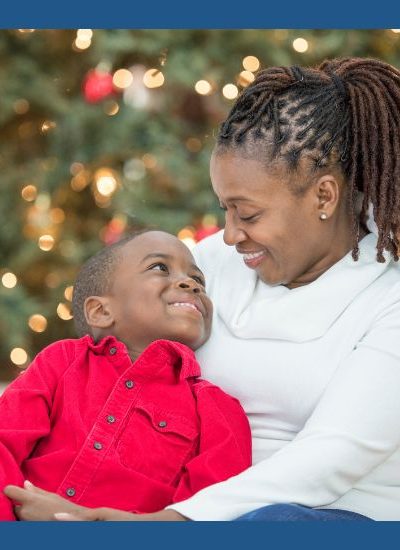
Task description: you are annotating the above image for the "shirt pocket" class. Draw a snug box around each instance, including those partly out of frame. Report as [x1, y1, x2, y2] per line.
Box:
[116, 402, 198, 485]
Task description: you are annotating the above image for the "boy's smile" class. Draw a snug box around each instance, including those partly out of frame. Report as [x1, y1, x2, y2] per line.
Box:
[92, 231, 212, 360]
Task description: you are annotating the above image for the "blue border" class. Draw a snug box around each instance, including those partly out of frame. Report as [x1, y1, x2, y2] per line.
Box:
[1, 0, 400, 28]
[2, 521, 400, 550]
[2, 1, 400, 547]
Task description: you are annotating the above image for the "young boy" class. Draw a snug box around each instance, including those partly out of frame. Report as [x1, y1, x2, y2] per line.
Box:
[0, 230, 251, 521]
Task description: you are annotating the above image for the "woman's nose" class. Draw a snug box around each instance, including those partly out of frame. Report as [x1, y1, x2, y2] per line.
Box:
[223, 215, 247, 246]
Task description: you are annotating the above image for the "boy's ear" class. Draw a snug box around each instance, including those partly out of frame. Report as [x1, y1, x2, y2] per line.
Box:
[84, 296, 114, 329]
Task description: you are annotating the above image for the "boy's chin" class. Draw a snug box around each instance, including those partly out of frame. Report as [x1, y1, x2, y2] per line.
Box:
[171, 331, 209, 351]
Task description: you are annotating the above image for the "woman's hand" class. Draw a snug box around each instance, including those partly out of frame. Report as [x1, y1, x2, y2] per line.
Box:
[4, 481, 188, 521]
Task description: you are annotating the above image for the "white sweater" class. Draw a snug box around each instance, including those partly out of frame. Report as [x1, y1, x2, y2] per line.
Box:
[169, 231, 400, 521]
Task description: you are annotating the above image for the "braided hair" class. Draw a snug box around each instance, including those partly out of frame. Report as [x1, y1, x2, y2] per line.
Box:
[216, 57, 400, 262]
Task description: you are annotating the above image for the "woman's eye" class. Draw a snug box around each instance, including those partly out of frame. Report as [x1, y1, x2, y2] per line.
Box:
[239, 214, 259, 222]
[150, 262, 169, 272]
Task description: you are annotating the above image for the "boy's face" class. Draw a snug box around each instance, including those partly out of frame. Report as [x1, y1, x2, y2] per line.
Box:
[105, 231, 213, 354]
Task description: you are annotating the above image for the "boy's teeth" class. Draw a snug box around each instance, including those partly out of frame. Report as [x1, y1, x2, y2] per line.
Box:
[171, 302, 198, 311]
[243, 251, 264, 260]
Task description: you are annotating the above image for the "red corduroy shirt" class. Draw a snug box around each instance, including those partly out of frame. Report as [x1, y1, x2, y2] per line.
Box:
[0, 336, 251, 520]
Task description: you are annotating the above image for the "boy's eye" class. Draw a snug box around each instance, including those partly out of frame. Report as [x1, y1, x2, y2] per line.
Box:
[149, 262, 169, 272]
[192, 275, 206, 287]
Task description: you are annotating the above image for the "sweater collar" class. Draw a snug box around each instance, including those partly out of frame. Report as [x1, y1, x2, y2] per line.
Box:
[216, 233, 396, 342]
[84, 335, 201, 382]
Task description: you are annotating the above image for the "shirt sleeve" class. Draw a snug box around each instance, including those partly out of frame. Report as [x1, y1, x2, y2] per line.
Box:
[170, 382, 252, 504]
[0, 341, 70, 520]
[168, 294, 400, 520]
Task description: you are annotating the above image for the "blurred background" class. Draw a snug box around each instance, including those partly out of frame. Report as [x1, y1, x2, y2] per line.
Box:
[1, 28, 400, 384]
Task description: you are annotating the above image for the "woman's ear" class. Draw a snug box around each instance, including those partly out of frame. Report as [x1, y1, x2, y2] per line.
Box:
[314, 174, 341, 219]
[84, 296, 114, 329]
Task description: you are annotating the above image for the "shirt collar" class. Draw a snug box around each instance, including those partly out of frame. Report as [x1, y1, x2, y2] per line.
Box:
[215, 233, 397, 342]
[83, 335, 201, 382]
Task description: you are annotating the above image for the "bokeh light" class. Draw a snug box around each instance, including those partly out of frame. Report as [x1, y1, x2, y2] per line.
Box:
[2, 272, 17, 288]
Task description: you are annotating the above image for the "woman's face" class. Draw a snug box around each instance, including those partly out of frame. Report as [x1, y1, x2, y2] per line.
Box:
[210, 150, 337, 288]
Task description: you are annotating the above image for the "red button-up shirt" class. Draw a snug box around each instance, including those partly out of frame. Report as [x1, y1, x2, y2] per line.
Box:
[0, 336, 251, 520]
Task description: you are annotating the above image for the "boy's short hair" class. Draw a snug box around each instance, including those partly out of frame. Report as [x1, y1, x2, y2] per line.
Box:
[72, 229, 151, 337]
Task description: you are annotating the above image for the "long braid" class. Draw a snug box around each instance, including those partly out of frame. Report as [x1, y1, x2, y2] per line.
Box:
[217, 57, 400, 262]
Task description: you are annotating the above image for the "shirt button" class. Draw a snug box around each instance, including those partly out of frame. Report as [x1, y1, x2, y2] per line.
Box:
[125, 380, 134, 389]
[109, 347, 117, 355]
[66, 488, 76, 497]
[106, 415, 116, 424]
[94, 441, 103, 450]
[158, 420, 167, 428]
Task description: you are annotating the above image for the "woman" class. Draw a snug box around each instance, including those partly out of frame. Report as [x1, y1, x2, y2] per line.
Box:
[7, 56, 400, 521]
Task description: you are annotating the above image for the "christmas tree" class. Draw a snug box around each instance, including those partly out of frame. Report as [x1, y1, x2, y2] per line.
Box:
[1, 29, 400, 381]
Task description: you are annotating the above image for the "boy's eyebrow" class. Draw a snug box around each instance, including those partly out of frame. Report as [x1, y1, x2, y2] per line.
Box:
[141, 252, 205, 275]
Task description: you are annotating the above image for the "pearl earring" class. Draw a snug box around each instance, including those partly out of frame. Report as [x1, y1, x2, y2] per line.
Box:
[320, 213, 328, 220]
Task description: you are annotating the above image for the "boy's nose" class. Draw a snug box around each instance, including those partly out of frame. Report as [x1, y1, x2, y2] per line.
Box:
[177, 278, 201, 293]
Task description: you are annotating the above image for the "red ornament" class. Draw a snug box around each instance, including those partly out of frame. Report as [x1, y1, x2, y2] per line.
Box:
[194, 224, 220, 242]
[83, 69, 114, 103]
[102, 218, 126, 245]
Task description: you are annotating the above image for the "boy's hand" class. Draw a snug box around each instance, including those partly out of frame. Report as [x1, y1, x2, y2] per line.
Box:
[54, 508, 186, 521]
[4, 481, 187, 521]
[3, 481, 88, 521]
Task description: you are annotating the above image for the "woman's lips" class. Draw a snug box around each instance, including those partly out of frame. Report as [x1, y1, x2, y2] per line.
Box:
[242, 250, 267, 268]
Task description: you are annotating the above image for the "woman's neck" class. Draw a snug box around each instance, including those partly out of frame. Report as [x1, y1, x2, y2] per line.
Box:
[286, 225, 369, 290]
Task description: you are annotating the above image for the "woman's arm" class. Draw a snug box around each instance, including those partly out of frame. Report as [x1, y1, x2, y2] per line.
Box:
[166, 295, 400, 520]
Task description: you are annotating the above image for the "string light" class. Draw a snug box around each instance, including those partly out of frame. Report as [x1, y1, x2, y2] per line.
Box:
[70, 162, 85, 176]
[77, 29, 93, 40]
[35, 193, 51, 211]
[38, 234, 55, 251]
[13, 99, 30, 114]
[71, 170, 90, 192]
[28, 314, 47, 333]
[195, 80, 212, 95]
[95, 169, 118, 197]
[2, 272, 17, 289]
[41, 120, 57, 133]
[143, 69, 165, 89]
[21, 184, 37, 202]
[242, 56, 260, 72]
[18, 121, 35, 139]
[74, 29, 93, 51]
[222, 84, 239, 100]
[142, 153, 157, 169]
[237, 70, 255, 87]
[177, 227, 196, 250]
[57, 302, 73, 321]
[185, 137, 202, 153]
[45, 272, 61, 288]
[64, 285, 74, 301]
[10, 348, 28, 366]
[49, 208, 65, 224]
[292, 38, 309, 53]
[123, 159, 146, 181]
[113, 69, 133, 89]
[103, 101, 120, 116]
